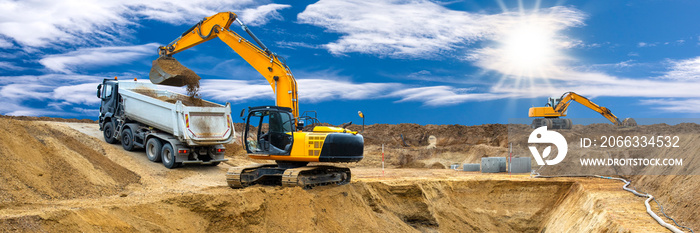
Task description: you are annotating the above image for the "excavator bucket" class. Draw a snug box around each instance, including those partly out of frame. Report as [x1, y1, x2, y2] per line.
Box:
[622, 118, 637, 127]
[149, 57, 201, 87]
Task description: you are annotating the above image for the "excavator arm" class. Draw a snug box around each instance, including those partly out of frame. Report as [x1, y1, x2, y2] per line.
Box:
[528, 91, 636, 129]
[155, 12, 299, 118]
[552, 92, 623, 126]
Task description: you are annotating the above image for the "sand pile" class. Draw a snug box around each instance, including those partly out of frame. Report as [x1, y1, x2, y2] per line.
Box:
[132, 88, 218, 107]
[0, 118, 140, 205]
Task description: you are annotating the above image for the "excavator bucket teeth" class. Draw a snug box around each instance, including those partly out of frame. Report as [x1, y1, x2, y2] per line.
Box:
[622, 118, 637, 127]
[149, 57, 201, 87]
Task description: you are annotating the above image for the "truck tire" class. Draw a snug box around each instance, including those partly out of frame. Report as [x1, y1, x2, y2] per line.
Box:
[103, 122, 117, 144]
[161, 143, 177, 169]
[121, 128, 136, 151]
[145, 138, 162, 162]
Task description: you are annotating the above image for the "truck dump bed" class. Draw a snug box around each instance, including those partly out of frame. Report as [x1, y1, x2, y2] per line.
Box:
[118, 81, 233, 146]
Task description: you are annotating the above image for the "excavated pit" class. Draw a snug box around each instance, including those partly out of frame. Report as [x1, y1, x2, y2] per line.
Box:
[0, 119, 694, 232]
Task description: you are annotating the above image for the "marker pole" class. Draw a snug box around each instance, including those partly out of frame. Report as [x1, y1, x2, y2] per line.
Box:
[382, 144, 385, 176]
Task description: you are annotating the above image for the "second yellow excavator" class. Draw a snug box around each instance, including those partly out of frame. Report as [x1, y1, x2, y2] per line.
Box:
[529, 92, 637, 129]
[150, 12, 364, 188]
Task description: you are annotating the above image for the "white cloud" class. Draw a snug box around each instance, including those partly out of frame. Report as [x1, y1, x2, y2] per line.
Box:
[298, 0, 491, 57]
[388, 86, 507, 106]
[0, 74, 108, 117]
[38, 43, 159, 73]
[53, 83, 102, 104]
[200, 79, 273, 102]
[662, 57, 700, 80]
[0, 61, 25, 71]
[0, 84, 53, 100]
[298, 0, 584, 60]
[200, 78, 397, 103]
[0, 1, 288, 48]
[297, 79, 397, 102]
[0, 37, 12, 48]
[640, 99, 700, 113]
[239, 4, 291, 26]
[637, 42, 658, 47]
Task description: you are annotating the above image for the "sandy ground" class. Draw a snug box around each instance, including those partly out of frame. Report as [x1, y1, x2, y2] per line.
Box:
[0, 119, 694, 232]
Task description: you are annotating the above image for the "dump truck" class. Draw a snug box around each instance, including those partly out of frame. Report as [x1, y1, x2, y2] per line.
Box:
[97, 78, 234, 168]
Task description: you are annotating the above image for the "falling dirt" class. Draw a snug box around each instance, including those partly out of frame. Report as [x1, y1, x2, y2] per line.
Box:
[0, 117, 696, 232]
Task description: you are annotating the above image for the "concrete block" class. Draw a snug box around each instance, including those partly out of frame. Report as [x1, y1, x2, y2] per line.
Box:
[462, 163, 480, 172]
[496, 157, 507, 172]
[481, 158, 501, 173]
[509, 157, 532, 173]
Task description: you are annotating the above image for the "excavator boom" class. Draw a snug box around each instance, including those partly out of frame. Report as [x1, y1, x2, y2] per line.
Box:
[151, 12, 299, 118]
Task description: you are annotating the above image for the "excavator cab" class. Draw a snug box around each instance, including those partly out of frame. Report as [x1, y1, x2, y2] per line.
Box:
[547, 97, 567, 115]
[244, 106, 294, 155]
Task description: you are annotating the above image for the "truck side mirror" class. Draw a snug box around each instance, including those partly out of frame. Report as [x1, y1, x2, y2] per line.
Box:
[97, 84, 102, 98]
[239, 108, 246, 120]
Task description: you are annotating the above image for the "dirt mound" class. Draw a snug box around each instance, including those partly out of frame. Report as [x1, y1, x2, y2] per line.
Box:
[132, 88, 218, 107]
[346, 123, 508, 148]
[0, 114, 95, 123]
[0, 177, 670, 232]
[0, 118, 139, 205]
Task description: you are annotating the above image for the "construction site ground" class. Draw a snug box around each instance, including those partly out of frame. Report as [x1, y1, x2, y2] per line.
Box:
[0, 117, 696, 232]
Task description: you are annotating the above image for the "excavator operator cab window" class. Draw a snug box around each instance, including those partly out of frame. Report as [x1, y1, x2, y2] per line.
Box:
[547, 97, 561, 108]
[244, 109, 293, 155]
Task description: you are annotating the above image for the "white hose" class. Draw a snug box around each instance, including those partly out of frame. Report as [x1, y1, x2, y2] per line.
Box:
[533, 174, 686, 233]
[608, 176, 684, 233]
[644, 194, 684, 233]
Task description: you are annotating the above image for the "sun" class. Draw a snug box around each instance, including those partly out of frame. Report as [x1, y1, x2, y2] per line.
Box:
[502, 21, 557, 73]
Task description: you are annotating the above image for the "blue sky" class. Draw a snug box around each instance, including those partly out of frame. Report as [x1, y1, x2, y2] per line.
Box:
[1, 0, 699, 125]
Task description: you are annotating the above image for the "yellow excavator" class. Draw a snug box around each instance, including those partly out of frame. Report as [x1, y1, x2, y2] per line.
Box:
[529, 92, 636, 129]
[150, 12, 364, 188]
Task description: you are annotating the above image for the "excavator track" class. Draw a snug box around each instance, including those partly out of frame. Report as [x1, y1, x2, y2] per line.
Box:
[282, 166, 351, 189]
[226, 164, 279, 188]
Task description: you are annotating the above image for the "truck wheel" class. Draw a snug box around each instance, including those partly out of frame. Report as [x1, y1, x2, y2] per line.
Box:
[103, 122, 117, 144]
[161, 143, 177, 169]
[145, 138, 162, 162]
[121, 128, 135, 151]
